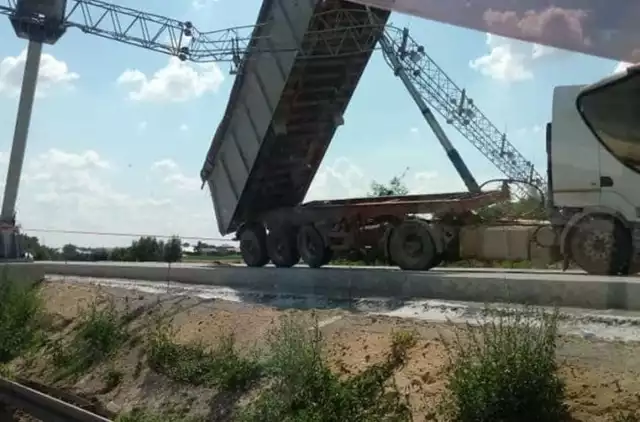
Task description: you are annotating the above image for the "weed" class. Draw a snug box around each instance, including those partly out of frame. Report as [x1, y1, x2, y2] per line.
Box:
[53, 298, 128, 376]
[0, 276, 43, 363]
[440, 305, 568, 422]
[147, 321, 261, 391]
[116, 408, 203, 422]
[237, 316, 414, 422]
[103, 367, 123, 391]
[0, 363, 14, 379]
[612, 410, 640, 422]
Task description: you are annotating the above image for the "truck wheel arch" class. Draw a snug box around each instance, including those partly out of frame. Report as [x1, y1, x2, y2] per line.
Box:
[559, 206, 631, 256]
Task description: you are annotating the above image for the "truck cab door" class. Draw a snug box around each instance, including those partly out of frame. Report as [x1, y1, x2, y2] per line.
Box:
[549, 86, 602, 208]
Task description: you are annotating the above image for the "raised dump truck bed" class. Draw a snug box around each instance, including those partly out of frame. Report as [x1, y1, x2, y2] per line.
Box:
[201, 0, 390, 236]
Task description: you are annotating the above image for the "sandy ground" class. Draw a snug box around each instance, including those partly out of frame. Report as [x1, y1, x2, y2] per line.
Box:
[8, 279, 640, 421]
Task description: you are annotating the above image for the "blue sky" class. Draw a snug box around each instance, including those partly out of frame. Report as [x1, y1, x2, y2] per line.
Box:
[0, 0, 625, 247]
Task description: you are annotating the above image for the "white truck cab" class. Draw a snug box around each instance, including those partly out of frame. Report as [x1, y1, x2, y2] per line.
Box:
[549, 69, 640, 275]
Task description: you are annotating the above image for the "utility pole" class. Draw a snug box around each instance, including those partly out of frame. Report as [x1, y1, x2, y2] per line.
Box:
[0, 0, 67, 259]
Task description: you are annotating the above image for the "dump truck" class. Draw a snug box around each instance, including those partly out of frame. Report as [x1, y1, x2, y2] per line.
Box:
[200, 0, 640, 275]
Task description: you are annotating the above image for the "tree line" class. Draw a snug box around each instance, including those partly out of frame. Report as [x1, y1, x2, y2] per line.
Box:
[21, 235, 183, 264]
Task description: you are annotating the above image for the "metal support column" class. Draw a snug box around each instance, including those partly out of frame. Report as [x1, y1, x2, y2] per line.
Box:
[1, 40, 42, 222]
[379, 33, 480, 193]
[0, 40, 42, 259]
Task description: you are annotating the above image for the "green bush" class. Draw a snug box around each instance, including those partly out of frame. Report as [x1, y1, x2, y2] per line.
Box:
[147, 322, 261, 391]
[0, 276, 43, 363]
[237, 316, 414, 422]
[440, 306, 568, 422]
[52, 299, 128, 376]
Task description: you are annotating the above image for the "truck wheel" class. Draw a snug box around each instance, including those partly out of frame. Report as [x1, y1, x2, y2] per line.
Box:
[267, 227, 300, 268]
[568, 216, 631, 275]
[239, 224, 269, 268]
[297, 225, 331, 268]
[389, 220, 437, 271]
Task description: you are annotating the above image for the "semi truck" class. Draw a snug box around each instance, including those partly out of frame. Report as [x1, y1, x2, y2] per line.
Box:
[199, 0, 640, 276]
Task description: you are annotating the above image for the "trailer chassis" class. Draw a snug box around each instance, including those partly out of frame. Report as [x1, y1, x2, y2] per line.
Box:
[235, 189, 509, 270]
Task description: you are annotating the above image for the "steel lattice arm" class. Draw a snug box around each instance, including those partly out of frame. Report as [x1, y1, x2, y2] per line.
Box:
[382, 26, 547, 196]
[0, 0, 260, 65]
[0, 0, 385, 68]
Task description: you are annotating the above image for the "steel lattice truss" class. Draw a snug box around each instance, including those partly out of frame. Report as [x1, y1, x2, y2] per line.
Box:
[382, 27, 547, 197]
[0, 1, 385, 67]
[0, 0, 545, 197]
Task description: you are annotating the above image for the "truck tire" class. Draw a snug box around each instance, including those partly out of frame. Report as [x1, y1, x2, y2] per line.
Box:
[389, 220, 437, 271]
[239, 224, 269, 268]
[297, 225, 331, 268]
[267, 226, 300, 268]
[568, 215, 631, 275]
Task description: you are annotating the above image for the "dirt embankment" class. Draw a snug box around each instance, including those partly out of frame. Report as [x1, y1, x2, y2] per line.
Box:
[4, 280, 640, 421]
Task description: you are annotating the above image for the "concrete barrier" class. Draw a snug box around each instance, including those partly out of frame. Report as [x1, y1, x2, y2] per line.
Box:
[0, 262, 45, 287]
[34, 261, 640, 311]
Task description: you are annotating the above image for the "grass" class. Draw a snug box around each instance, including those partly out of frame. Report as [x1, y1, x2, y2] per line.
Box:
[612, 411, 640, 422]
[0, 275, 43, 363]
[147, 320, 262, 391]
[439, 306, 568, 422]
[115, 408, 204, 422]
[0, 277, 602, 422]
[51, 298, 129, 377]
[236, 316, 415, 422]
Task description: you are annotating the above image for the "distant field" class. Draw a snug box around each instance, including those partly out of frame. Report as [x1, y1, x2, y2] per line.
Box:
[183, 254, 242, 262]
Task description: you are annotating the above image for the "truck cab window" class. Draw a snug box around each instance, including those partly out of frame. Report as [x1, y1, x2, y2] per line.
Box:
[578, 72, 640, 172]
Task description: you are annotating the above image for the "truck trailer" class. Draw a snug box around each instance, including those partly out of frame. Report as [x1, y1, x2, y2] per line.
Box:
[200, 1, 640, 276]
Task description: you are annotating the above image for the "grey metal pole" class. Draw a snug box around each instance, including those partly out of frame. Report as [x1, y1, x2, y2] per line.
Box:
[0, 40, 43, 222]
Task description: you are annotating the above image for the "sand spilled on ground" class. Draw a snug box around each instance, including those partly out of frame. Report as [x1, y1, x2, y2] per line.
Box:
[6, 280, 640, 421]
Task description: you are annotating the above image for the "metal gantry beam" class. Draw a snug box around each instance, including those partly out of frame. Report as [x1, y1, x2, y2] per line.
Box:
[0, 2, 388, 67]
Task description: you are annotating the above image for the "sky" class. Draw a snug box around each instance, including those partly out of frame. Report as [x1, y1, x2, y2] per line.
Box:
[0, 0, 630, 247]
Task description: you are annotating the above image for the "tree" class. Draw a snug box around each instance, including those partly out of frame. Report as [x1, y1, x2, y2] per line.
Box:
[129, 236, 163, 262]
[109, 247, 132, 262]
[369, 175, 409, 197]
[164, 235, 182, 282]
[164, 236, 182, 264]
[369, 168, 410, 197]
[18, 234, 59, 260]
[62, 244, 79, 261]
[90, 248, 109, 261]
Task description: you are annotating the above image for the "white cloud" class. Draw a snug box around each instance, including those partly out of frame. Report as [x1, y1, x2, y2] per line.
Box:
[11, 151, 469, 248]
[192, 0, 219, 9]
[0, 49, 79, 97]
[470, 34, 563, 82]
[515, 124, 543, 137]
[7, 149, 220, 247]
[306, 157, 369, 200]
[151, 158, 178, 171]
[117, 57, 225, 102]
[613, 61, 633, 74]
[151, 158, 200, 191]
[306, 157, 464, 201]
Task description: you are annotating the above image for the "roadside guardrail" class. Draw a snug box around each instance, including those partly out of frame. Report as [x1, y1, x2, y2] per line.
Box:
[0, 376, 112, 422]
